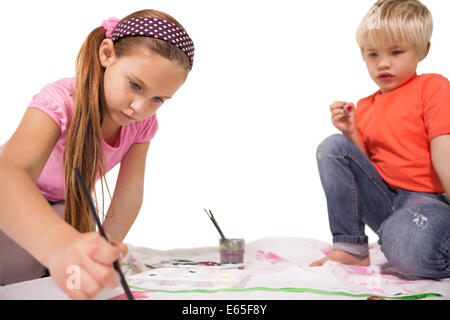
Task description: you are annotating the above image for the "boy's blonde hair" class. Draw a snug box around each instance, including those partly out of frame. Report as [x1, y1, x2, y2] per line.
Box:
[356, 0, 433, 59]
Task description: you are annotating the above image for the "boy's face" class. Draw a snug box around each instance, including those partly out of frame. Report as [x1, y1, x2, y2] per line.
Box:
[362, 41, 423, 93]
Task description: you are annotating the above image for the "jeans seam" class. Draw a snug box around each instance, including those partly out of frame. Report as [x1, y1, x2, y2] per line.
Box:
[343, 151, 395, 211]
[442, 238, 450, 271]
[343, 154, 364, 242]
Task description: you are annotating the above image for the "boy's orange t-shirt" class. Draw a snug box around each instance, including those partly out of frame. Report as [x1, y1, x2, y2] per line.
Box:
[356, 73, 450, 193]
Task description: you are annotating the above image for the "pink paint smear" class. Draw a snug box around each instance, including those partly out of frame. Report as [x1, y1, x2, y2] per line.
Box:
[320, 247, 333, 255]
[108, 290, 153, 300]
[341, 264, 372, 276]
[312, 240, 333, 256]
[256, 250, 287, 264]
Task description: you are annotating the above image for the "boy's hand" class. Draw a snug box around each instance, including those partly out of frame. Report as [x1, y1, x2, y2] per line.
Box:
[47, 232, 128, 300]
[330, 101, 356, 136]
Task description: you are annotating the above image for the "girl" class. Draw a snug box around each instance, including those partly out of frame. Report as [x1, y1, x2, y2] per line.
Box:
[0, 9, 194, 299]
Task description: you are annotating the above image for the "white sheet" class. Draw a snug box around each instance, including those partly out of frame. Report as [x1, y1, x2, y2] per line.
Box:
[1, 237, 449, 300]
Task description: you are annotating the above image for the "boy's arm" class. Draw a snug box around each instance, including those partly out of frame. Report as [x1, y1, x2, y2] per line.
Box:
[330, 101, 369, 158]
[102, 142, 150, 243]
[346, 130, 369, 158]
[430, 134, 450, 198]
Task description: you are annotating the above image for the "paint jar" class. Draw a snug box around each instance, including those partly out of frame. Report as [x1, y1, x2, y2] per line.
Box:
[219, 238, 245, 264]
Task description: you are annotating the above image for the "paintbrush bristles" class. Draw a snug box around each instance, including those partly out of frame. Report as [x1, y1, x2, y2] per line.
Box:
[204, 208, 212, 218]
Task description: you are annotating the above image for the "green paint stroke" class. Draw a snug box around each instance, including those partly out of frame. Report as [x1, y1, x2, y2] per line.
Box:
[124, 285, 442, 300]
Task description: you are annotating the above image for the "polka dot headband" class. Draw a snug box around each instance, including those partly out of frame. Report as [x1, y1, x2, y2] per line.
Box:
[101, 17, 195, 69]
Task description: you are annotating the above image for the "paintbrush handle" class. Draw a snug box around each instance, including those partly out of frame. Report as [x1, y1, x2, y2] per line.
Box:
[114, 261, 134, 298]
[211, 217, 226, 240]
[75, 168, 134, 300]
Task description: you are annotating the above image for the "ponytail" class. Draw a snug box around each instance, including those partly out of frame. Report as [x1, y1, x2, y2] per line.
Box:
[63, 27, 106, 233]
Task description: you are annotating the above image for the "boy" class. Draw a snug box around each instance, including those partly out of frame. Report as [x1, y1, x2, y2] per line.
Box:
[311, 0, 450, 279]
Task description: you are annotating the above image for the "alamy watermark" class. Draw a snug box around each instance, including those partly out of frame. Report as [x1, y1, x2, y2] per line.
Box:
[367, 5, 382, 30]
[66, 265, 81, 290]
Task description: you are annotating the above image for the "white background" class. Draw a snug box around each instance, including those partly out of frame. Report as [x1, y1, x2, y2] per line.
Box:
[0, 1, 448, 250]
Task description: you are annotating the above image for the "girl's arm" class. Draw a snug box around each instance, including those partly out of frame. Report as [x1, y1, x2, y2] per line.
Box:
[102, 142, 150, 243]
[0, 109, 78, 264]
[431, 134, 450, 198]
[0, 108, 123, 299]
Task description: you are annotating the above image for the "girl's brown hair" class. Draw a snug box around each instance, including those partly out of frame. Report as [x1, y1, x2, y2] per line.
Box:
[63, 9, 191, 233]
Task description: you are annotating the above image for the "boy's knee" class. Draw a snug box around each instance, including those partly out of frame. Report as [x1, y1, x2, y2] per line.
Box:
[316, 134, 350, 162]
[379, 209, 450, 279]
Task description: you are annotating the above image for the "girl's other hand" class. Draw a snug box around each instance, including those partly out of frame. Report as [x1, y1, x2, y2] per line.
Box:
[109, 239, 128, 265]
[330, 101, 356, 136]
[47, 232, 127, 300]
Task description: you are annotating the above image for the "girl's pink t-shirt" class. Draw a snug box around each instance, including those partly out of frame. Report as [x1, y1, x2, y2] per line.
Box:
[0, 78, 158, 201]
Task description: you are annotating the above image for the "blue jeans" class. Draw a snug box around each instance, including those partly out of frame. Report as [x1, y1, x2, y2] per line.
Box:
[316, 134, 450, 279]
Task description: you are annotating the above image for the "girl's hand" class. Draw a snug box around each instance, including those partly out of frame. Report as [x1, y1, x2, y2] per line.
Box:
[47, 232, 128, 300]
[330, 101, 356, 136]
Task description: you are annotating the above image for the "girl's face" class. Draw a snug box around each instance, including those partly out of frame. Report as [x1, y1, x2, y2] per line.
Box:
[99, 39, 188, 126]
[362, 41, 425, 93]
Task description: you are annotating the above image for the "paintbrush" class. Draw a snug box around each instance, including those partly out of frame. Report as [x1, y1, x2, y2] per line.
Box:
[204, 209, 226, 240]
[74, 167, 134, 300]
